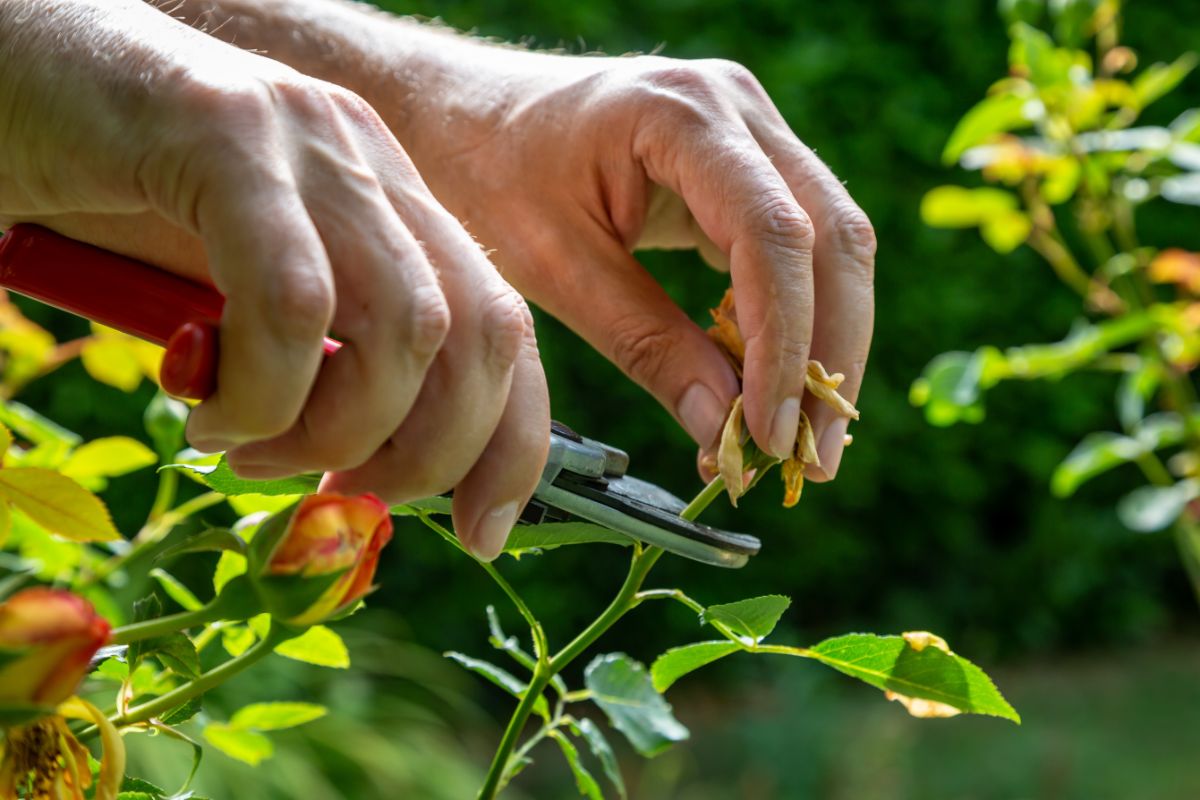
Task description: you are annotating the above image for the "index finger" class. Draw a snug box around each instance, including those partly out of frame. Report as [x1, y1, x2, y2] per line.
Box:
[637, 110, 815, 460]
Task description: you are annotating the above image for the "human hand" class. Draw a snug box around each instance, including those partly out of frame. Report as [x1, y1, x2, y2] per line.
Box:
[391, 49, 876, 480]
[0, 0, 549, 559]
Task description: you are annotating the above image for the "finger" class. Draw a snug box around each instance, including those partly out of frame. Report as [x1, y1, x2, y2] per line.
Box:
[525, 226, 740, 451]
[320, 214, 530, 515]
[749, 124, 876, 479]
[449, 330, 550, 561]
[225, 177, 449, 474]
[186, 174, 334, 451]
[637, 111, 815, 460]
[640, 185, 731, 271]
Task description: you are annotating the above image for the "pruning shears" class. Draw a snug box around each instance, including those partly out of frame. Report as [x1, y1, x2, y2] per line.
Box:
[0, 224, 760, 568]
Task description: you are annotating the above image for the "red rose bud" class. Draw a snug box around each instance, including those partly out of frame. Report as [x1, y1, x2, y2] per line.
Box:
[251, 493, 393, 627]
[0, 588, 111, 708]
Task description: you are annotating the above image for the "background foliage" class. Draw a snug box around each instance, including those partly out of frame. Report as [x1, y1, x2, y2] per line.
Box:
[8, 0, 1199, 796]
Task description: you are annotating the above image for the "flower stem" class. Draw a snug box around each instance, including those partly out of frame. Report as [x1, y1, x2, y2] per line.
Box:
[112, 624, 291, 728]
[109, 605, 220, 645]
[476, 476, 723, 799]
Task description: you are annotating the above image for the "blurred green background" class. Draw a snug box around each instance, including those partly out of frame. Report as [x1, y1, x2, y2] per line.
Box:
[21, 0, 1200, 797]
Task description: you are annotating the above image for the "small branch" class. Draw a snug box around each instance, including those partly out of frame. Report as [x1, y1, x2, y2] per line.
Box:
[109, 605, 220, 645]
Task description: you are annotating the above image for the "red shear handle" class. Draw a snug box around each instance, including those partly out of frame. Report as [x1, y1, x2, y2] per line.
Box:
[0, 224, 340, 400]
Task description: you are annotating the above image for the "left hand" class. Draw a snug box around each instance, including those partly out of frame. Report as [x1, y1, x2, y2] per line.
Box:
[390, 51, 876, 480]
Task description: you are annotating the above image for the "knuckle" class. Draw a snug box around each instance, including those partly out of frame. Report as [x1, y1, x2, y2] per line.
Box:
[264, 271, 335, 342]
[705, 58, 764, 95]
[753, 195, 816, 250]
[828, 203, 878, 277]
[479, 290, 529, 372]
[406, 285, 452, 360]
[607, 313, 678, 387]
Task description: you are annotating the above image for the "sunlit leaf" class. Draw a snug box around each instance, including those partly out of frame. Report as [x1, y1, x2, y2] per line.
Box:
[1051, 432, 1144, 497]
[0, 422, 12, 464]
[1117, 481, 1200, 532]
[229, 702, 327, 731]
[701, 595, 791, 641]
[584, 653, 689, 756]
[81, 337, 145, 392]
[273, 625, 349, 669]
[0, 467, 119, 541]
[808, 634, 1019, 722]
[213, 550, 247, 594]
[1162, 173, 1200, 206]
[919, 186, 1019, 228]
[980, 209, 1032, 253]
[61, 437, 156, 482]
[650, 641, 740, 692]
[942, 93, 1035, 165]
[1132, 54, 1198, 109]
[203, 724, 273, 766]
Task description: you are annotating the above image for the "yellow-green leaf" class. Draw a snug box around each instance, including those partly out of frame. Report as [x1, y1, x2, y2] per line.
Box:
[920, 186, 1020, 229]
[980, 209, 1032, 253]
[0, 422, 12, 464]
[80, 338, 144, 392]
[61, 437, 156, 481]
[0, 467, 119, 542]
[273, 625, 350, 669]
[204, 724, 273, 766]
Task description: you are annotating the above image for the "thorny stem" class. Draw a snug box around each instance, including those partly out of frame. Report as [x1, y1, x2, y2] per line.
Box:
[476, 476, 724, 799]
[109, 604, 222, 645]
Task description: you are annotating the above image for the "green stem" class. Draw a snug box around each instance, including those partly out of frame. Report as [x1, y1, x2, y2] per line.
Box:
[477, 476, 725, 798]
[146, 469, 180, 523]
[112, 625, 290, 728]
[109, 605, 221, 645]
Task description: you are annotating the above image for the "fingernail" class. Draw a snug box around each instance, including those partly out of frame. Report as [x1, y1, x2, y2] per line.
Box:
[679, 382, 727, 448]
[769, 396, 801, 459]
[469, 501, 521, 562]
[816, 417, 850, 479]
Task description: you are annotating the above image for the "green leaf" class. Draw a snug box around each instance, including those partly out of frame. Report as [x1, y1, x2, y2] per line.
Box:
[213, 550, 247, 594]
[60, 437, 156, 481]
[273, 625, 350, 669]
[942, 93, 1034, 165]
[650, 641, 741, 692]
[222, 624, 257, 658]
[979, 209, 1032, 253]
[0, 467, 120, 542]
[119, 777, 169, 798]
[1117, 481, 1200, 532]
[445, 652, 550, 718]
[160, 695, 203, 726]
[548, 729, 605, 800]
[150, 632, 201, 679]
[158, 527, 246, 560]
[229, 701, 327, 731]
[504, 522, 633, 552]
[203, 724, 273, 766]
[1133, 54, 1198, 109]
[700, 595, 791, 641]
[81, 337, 144, 391]
[584, 653, 689, 757]
[919, 186, 1019, 228]
[1116, 358, 1162, 430]
[909, 349, 995, 426]
[162, 456, 319, 497]
[149, 568, 204, 611]
[128, 593, 164, 670]
[1051, 432, 1145, 497]
[572, 717, 626, 800]
[808, 634, 1019, 722]
[1171, 108, 1200, 142]
[1162, 173, 1200, 206]
[391, 496, 453, 516]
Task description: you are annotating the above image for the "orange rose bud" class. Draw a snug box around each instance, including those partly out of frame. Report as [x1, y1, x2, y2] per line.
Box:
[0, 588, 110, 709]
[255, 493, 393, 627]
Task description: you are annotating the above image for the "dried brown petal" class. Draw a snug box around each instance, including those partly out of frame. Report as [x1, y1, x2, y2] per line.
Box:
[707, 288, 745, 376]
[796, 409, 820, 466]
[885, 690, 962, 719]
[805, 362, 860, 420]
[717, 395, 747, 507]
[781, 457, 804, 508]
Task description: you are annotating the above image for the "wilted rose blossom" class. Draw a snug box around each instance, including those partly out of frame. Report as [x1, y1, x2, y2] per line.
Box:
[0, 588, 110, 708]
[261, 493, 393, 626]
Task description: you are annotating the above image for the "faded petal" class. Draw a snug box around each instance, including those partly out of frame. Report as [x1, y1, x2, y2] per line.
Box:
[717, 395, 747, 507]
[885, 690, 962, 719]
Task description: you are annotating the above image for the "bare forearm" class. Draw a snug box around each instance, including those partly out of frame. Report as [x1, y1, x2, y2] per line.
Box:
[155, 0, 589, 171]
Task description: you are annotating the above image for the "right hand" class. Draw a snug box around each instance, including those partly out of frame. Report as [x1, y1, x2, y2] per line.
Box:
[0, 0, 549, 560]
